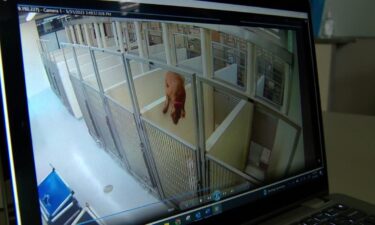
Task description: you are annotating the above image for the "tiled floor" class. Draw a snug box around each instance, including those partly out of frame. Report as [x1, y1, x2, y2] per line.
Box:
[28, 89, 168, 225]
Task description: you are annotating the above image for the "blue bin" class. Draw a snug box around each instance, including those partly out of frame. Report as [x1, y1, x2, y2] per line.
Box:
[38, 169, 80, 224]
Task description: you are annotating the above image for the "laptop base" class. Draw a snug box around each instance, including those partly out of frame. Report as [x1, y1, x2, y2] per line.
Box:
[257, 194, 375, 225]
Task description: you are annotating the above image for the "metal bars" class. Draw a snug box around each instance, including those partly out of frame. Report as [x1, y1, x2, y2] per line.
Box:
[143, 119, 199, 204]
[106, 99, 152, 187]
[207, 157, 251, 192]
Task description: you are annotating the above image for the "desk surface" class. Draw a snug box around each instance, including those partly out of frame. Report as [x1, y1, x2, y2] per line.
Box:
[323, 112, 375, 204]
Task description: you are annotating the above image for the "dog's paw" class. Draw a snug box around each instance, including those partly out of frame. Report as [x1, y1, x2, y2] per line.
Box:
[162, 107, 168, 114]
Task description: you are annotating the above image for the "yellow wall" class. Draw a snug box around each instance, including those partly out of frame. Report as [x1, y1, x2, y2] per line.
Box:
[106, 83, 132, 111]
[207, 101, 254, 170]
[135, 69, 166, 110]
[266, 120, 297, 180]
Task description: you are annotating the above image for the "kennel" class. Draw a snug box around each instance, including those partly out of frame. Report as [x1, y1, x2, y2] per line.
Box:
[206, 28, 294, 114]
[38, 39, 116, 119]
[143, 22, 166, 63]
[51, 21, 304, 211]
[117, 54, 261, 208]
[212, 35, 247, 89]
[38, 21, 206, 118]
[37, 19, 142, 119]
[60, 42, 261, 209]
[65, 18, 120, 49]
[172, 24, 203, 74]
[67, 46, 143, 164]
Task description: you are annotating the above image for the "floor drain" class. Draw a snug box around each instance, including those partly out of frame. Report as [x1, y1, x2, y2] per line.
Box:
[103, 185, 113, 193]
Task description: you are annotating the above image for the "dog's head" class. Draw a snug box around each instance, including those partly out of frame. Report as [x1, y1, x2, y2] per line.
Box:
[171, 101, 184, 125]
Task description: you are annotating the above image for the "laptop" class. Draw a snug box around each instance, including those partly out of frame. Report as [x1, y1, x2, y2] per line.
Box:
[1, 0, 374, 224]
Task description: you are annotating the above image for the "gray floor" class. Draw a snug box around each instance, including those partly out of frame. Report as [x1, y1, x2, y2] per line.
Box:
[28, 89, 168, 225]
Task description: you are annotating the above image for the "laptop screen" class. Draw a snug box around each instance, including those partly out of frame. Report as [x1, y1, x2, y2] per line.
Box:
[3, 0, 325, 224]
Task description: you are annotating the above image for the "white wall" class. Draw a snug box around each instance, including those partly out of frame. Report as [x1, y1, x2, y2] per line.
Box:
[20, 20, 50, 99]
[322, 0, 375, 37]
[178, 56, 203, 74]
[56, 61, 82, 119]
[214, 64, 237, 86]
[148, 44, 165, 55]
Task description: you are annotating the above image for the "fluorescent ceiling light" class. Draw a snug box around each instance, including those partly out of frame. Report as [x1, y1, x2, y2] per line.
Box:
[26, 12, 37, 22]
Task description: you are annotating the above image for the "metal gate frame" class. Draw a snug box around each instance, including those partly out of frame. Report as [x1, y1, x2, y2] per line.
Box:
[122, 54, 171, 202]
[38, 39, 73, 114]
[122, 54, 205, 207]
[142, 117, 200, 207]
[65, 44, 121, 159]
[88, 48, 127, 165]
[66, 44, 103, 145]
[206, 154, 260, 192]
[105, 94, 155, 191]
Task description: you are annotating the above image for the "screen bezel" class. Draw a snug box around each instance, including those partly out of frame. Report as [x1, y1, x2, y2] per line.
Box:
[0, 0, 329, 224]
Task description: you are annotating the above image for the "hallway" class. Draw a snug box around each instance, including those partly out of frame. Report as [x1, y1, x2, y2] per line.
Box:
[27, 88, 168, 225]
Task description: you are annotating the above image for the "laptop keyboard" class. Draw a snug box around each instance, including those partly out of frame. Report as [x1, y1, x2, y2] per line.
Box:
[290, 204, 375, 225]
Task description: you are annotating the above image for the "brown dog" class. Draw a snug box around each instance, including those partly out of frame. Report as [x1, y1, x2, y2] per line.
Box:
[162, 71, 186, 125]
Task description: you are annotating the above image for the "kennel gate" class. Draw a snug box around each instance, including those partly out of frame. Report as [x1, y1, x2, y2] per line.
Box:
[142, 118, 200, 206]
[206, 155, 252, 193]
[62, 45, 105, 148]
[112, 53, 214, 206]
[122, 55, 203, 206]
[93, 48, 156, 189]
[49, 60, 73, 115]
[39, 40, 73, 115]
[106, 96, 154, 188]
[72, 46, 126, 165]
[38, 40, 57, 94]
[70, 75, 101, 143]
[40, 50, 60, 96]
